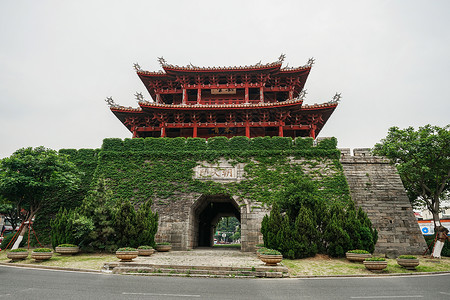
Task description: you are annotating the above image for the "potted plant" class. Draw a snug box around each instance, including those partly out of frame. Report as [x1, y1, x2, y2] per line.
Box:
[255, 244, 264, 253]
[137, 245, 155, 256]
[396, 255, 420, 270]
[55, 244, 80, 255]
[256, 247, 268, 259]
[363, 257, 388, 271]
[7, 248, 29, 261]
[259, 248, 283, 266]
[346, 249, 372, 262]
[155, 242, 172, 252]
[116, 247, 138, 262]
[31, 248, 53, 261]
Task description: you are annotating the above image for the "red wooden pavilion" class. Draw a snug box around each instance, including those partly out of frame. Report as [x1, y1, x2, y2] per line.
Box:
[107, 56, 339, 139]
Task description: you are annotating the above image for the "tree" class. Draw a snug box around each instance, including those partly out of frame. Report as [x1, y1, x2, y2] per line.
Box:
[114, 199, 138, 248]
[0, 196, 26, 232]
[136, 200, 159, 247]
[373, 125, 450, 227]
[80, 179, 116, 251]
[0, 147, 81, 245]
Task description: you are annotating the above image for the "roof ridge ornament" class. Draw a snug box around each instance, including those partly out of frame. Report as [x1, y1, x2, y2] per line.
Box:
[134, 92, 144, 102]
[331, 92, 342, 103]
[298, 89, 307, 101]
[157, 56, 167, 66]
[133, 63, 142, 72]
[278, 53, 286, 63]
[307, 57, 315, 67]
[105, 96, 119, 108]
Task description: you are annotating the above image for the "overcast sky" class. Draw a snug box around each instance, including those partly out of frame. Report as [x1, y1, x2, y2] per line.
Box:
[0, 0, 449, 158]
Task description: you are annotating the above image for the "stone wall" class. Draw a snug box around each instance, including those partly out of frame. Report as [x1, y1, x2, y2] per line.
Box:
[340, 148, 427, 255]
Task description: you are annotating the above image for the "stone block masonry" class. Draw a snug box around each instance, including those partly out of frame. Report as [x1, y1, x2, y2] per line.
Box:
[340, 148, 427, 255]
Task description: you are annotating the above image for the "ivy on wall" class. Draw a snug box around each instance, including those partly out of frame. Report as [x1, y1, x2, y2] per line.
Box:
[86, 136, 348, 208]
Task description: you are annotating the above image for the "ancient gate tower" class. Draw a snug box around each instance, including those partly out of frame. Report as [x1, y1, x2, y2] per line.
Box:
[104, 56, 426, 254]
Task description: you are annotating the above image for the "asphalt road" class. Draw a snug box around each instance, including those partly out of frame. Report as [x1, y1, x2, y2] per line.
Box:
[1, 266, 449, 300]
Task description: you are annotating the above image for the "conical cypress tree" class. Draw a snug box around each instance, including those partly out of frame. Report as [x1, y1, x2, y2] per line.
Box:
[323, 212, 351, 257]
[114, 199, 138, 248]
[294, 206, 319, 258]
[136, 200, 159, 247]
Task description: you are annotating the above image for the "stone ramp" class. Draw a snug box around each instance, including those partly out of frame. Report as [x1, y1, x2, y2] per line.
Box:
[103, 249, 289, 278]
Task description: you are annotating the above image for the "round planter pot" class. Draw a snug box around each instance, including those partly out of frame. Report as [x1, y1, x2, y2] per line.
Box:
[138, 248, 155, 256]
[55, 246, 80, 255]
[396, 258, 419, 270]
[155, 245, 172, 252]
[260, 254, 283, 266]
[7, 251, 29, 261]
[31, 251, 53, 261]
[363, 260, 388, 271]
[116, 251, 138, 262]
[346, 252, 372, 262]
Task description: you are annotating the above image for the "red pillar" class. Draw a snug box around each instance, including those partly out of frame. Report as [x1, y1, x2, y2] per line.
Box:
[289, 89, 294, 100]
[310, 125, 316, 139]
[197, 88, 201, 104]
[156, 94, 162, 104]
[161, 126, 166, 137]
[278, 124, 284, 137]
[245, 122, 250, 138]
[193, 123, 198, 138]
[260, 86, 264, 103]
[182, 88, 187, 105]
[245, 86, 249, 104]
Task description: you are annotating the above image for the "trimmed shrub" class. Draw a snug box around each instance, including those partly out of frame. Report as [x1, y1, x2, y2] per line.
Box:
[294, 137, 314, 149]
[124, 138, 145, 151]
[347, 249, 370, 254]
[117, 247, 137, 252]
[33, 248, 52, 252]
[138, 245, 153, 250]
[365, 257, 386, 261]
[398, 255, 417, 259]
[185, 138, 207, 151]
[102, 138, 124, 151]
[57, 244, 77, 247]
[229, 136, 251, 150]
[317, 137, 338, 149]
[207, 136, 230, 150]
[10, 248, 28, 252]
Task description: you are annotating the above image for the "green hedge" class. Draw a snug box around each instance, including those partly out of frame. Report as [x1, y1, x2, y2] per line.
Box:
[101, 136, 338, 152]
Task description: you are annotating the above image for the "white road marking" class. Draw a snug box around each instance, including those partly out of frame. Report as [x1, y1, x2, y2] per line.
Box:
[0, 294, 11, 297]
[350, 296, 423, 299]
[439, 292, 450, 296]
[123, 292, 201, 297]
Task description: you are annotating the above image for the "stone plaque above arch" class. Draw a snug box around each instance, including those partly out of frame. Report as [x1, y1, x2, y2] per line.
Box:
[193, 159, 245, 182]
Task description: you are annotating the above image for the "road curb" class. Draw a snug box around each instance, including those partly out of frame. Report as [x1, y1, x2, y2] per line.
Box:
[1, 261, 449, 278]
[0, 261, 101, 273]
[290, 271, 450, 278]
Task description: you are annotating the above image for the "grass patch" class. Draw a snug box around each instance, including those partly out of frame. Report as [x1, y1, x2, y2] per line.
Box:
[283, 255, 450, 276]
[0, 249, 115, 270]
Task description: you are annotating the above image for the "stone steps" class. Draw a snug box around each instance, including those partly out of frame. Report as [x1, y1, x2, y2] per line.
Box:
[103, 262, 289, 278]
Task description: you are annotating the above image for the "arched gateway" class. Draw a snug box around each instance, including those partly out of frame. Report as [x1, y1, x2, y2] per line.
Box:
[190, 194, 240, 248]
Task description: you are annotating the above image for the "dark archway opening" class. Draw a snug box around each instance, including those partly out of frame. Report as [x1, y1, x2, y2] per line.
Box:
[192, 194, 240, 248]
